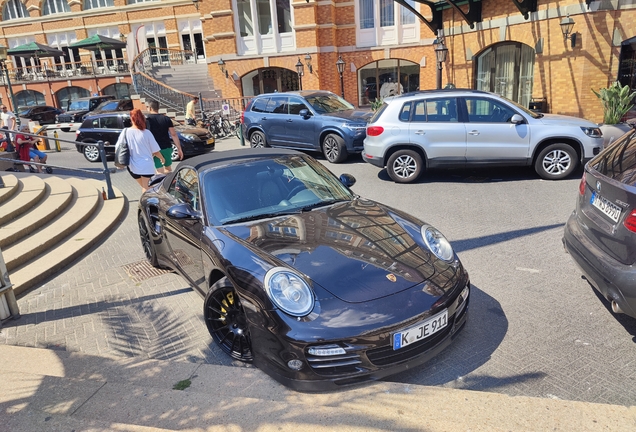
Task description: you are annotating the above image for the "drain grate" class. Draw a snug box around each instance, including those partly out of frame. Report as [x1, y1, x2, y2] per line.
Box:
[122, 260, 172, 282]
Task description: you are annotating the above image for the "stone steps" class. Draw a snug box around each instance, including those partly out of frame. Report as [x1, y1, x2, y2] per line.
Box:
[0, 173, 125, 296]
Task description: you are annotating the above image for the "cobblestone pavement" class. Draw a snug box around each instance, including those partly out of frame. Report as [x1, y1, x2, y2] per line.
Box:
[2, 135, 636, 406]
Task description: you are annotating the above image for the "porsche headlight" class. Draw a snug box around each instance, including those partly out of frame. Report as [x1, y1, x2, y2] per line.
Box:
[421, 225, 455, 262]
[264, 267, 314, 316]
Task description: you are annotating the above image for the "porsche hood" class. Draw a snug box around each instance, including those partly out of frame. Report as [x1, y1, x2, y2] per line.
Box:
[223, 200, 459, 303]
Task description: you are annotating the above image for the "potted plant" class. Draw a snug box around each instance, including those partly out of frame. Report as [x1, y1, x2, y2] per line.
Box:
[592, 81, 636, 147]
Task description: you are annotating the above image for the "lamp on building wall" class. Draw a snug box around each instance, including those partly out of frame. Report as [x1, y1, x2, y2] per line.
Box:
[192, 0, 200, 10]
[434, 31, 448, 90]
[304, 53, 313, 74]
[560, 14, 576, 48]
[295, 58, 304, 90]
[335, 55, 345, 98]
[119, 33, 126, 42]
[217, 59, 228, 78]
[0, 46, 19, 122]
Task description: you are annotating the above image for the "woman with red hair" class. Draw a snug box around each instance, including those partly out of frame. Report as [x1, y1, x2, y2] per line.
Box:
[115, 108, 165, 192]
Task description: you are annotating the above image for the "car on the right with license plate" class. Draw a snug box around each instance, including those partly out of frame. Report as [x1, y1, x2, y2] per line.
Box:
[563, 127, 636, 319]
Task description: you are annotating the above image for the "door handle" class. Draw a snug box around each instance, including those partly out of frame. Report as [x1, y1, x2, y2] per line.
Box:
[286, 119, 293, 122]
[469, 130, 480, 136]
[414, 130, 426, 135]
[261, 117, 268, 121]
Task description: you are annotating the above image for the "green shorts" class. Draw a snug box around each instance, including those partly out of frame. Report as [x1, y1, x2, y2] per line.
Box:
[154, 147, 173, 169]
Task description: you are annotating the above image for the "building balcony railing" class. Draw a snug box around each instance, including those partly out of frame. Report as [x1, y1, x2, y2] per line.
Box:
[0, 59, 130, 84]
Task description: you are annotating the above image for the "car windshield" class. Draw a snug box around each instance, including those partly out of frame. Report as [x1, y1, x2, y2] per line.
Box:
[202, 154, 355, 225]
[18, 108, 31, 116]
[97, 101, 119, 111]
[305, 94, 354, 114]
[69, 100, 90, 111]
[502, 96, 542, 119]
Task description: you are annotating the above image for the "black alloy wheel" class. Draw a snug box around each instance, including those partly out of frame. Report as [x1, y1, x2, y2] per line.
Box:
[138, 212, 160, 267]
[250, 131, 267, 148]
[204, 278, 253, 362]
[322, 133, 348, 163]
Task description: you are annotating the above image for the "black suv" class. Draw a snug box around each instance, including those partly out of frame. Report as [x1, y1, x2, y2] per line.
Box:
[56, 95, 116, 124]
[75, 112, 215, 162]
[81, 99, 134, 121]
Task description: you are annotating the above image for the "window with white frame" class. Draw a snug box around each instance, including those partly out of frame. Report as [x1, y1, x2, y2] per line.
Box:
[2, 0, 28, 20]
[42, 0, 71, 15]
[88, 27, 126, 70]
[47, 32, 80, 73]
[8, 37, 35, 71]
[356, 0, 419, 47]
[234, 0, 294, 55]
[84, 0, 114, 10]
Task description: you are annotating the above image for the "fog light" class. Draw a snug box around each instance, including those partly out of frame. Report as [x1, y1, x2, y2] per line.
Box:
[459, 285, 469, 303]
[307, 344, 346, 356]
[287, 359, 303, 370]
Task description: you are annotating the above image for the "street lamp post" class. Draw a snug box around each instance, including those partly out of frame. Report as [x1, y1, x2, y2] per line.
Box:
[0, 46, 20, 125]
[295, 58, 304, 91]
[434, 31, 448, 90]
[336, 56, 345, 98]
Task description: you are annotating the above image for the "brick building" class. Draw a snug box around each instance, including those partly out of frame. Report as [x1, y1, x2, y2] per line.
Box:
[1, 0, 635, 123]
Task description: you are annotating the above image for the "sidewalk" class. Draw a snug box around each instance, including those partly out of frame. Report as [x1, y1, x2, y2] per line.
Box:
[2, 343, 635, 432]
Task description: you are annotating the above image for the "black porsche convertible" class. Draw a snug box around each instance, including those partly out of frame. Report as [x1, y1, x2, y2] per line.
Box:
[137, 148, 470, 391]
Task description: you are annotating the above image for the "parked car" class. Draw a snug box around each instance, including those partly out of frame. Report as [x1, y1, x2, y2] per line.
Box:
[563, 128, 636, 319]
[75, 112, 215, 162]
[81, 98, 134, 121]
[137, 148, 470, 390]
[241, 90, 372, 163]
[56, 95, 116, 126]
[363, 89, 605, 183]
[17, 105, 64, 125]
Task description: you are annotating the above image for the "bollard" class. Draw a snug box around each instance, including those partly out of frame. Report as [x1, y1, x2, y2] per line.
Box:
[239, 121, 245, 146]
[98, 141, 116, 200]
[54, 130, 61, 152]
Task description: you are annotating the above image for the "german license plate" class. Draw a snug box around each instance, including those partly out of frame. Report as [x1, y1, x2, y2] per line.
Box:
[206, 138, 214, 145]
[393, 309, 448, 350]
[591, 191, 622, 223]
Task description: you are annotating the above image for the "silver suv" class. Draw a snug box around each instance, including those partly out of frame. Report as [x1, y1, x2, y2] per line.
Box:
[363, 89, 604, 183]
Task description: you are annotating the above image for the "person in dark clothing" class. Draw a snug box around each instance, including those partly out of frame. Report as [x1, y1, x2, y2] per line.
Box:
[145, 99, 182, 174]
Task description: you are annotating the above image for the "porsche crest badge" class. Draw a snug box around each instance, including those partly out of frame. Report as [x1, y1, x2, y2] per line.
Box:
[386, 274, 397, 282]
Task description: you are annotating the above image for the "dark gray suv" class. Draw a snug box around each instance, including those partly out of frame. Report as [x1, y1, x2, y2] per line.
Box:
[241, 90, 371, 163]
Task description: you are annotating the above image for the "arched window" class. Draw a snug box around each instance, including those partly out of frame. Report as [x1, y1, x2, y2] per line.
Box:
[241, 68, 299, 96]
[15, 90, 45, 107]
[2, 0, 28, 20]
[56, 86, 90, 110]
[474, 42, 535, 109]
[357, 59, 420, 106]
[42, 0, 71, 15]
[103, 83, 131, 99]
[84, 0, 114, 10]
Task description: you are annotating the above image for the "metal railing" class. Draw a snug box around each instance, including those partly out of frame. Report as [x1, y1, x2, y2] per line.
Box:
[0, 129, 116, 199]
[133, 47, 196, 74]
[1, 59, 130, 84]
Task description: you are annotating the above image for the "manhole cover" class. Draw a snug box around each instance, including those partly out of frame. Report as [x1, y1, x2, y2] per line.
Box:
[122, 260, 171, 282]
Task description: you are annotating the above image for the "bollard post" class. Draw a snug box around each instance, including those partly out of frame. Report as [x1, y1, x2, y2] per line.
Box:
[239, 122, 245, 146]
[54, 130, 61, 152]
[98, 140, 116, 199]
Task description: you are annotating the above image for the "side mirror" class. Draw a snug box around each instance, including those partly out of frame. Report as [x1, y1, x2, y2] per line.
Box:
[299, 109, 311, 119]
[339, 173, 356, 188]
[167, 203, 200, 220]
[511, 114, 525, 124]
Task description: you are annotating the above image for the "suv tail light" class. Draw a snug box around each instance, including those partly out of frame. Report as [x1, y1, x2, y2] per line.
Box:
[579, 173, 586, 196]
[624, 211, 636, 233]
[367, 126, 384, 136]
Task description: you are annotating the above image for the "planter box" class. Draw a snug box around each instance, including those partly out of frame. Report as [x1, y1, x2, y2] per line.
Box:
[599, 123, 633, 148]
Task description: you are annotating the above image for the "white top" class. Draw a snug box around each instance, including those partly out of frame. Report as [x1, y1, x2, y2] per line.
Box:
[115, 128, 160, 176]
[1, 111, 16, 130]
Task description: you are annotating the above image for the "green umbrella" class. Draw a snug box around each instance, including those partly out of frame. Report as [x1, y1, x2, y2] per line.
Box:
[69, 34, 127, 51]
[7, 42, 64, 58]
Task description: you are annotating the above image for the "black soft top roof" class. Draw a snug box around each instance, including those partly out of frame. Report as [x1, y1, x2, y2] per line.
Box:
[162, 148, 303, 186]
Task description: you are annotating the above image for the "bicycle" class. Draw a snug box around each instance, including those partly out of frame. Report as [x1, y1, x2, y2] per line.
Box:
[202, 111, 233, 139]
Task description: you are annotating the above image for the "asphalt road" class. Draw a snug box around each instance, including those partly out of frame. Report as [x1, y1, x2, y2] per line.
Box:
[24, 131, 636, 406]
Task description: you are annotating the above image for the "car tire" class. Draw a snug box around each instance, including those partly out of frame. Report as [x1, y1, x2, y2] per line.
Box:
[250, 130, 267, 148]
[387, 150, 423, 183]
[138, 212, 160, 268]
[83, 144, 101, 162]
[534, 143, 578, 180]
[171, 143, 179, 162]
[204, 277, 253, 362]
[323, 133, 348, 163]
